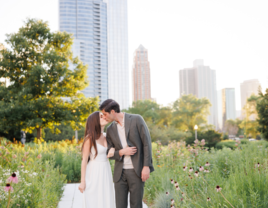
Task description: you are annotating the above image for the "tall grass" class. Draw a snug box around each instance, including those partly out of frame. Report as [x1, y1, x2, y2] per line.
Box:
[145, 140, 268, 208]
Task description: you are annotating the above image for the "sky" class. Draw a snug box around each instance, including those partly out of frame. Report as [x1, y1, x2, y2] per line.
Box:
[1, 0, 268, 110]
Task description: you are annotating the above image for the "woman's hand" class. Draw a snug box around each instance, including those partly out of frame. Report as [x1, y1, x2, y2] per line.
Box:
[78, 182, 86, 193]
[107, 147, 115, 158]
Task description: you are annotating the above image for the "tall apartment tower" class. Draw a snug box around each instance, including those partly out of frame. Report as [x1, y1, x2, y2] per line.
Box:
[240, 79, 261, 109]
[217, 88, 236, 131]
[132, 45, 151, 102]
[103, 0, 129, 110]
[179, 60, 218, 128]
[59, 0, 108, 103]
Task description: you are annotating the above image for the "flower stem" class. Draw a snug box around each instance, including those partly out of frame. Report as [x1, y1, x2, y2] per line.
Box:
[7, 189, 11, 208]
[219, 191, 234, 208]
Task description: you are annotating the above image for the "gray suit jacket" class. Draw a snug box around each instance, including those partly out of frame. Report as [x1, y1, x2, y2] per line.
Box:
[106, 113, 154, 182]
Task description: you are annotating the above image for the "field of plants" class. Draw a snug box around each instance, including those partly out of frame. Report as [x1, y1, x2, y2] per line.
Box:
[1, 137, 268, 208]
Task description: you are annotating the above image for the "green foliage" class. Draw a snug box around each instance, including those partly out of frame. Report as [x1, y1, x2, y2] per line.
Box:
[172, 94, 211, 131]
[215, 141, 236, 149]
[240, 94, 260, 139]
[147, 140, 268, 208]
[186, 129, 222, 148]
[126, 100, 161, 123]
[257, 89, 268, 140]
[147, 122, 190, 145]
[225, 118, 243, 136]
[0, 19, 99, 140]
[0, 139, 66, 208]
[127, 96, 212, 145]
[42, 123, 85, 141]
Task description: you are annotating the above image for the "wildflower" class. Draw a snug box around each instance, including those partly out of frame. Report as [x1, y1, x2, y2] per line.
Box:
[170, 179, 174, 184]
[205, 162, 210, 166]
[183, 166, 187, 171]
[157, 150, 160, 153]
[235, 144, 238, 146]
[166, 192, 169, 195]
[194, 171, 199, 177]
[8, 172, 18, 184]
[174, 181, 178, 186]
[166, 154, 170, 156]
[189, 167, 193, 172]
[204, 169, 210, 173]
[199, 166, 204, 171]
[207, 197, 211, 201]
[17, 204, 20, 206]
[171, 199, 174, 204]
[157, 156, 160, 158]
[176, 185, 180, 190]
[201, 139, 206, 146]
[216, 185, 222, 192]
[171, 205, 174, 208]
[12, 154, 17, 159]
[24, 152, 29, 156]
[257, 163, 260, 167]
[194, 139, 199, 144]
[37, 154, 42, 159]
[20, 165, 24, 168]
[4, 183, 13, 192]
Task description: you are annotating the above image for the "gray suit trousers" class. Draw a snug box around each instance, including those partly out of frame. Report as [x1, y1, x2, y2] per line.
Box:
[114, 169, 145, 208]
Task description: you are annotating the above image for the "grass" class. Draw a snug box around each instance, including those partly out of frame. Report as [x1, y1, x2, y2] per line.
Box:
[144, 140, 268, 208]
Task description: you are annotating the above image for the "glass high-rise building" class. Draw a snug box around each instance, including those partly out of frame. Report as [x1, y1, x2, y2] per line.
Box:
[59, 0, 108, 103]
[103, 0, 129, 110]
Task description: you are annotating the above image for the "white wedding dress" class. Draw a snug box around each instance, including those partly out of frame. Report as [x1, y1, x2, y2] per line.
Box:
[83, 141, 116, 208]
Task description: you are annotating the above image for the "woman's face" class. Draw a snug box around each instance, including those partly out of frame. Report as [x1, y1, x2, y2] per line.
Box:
[100, 112, 109, 127]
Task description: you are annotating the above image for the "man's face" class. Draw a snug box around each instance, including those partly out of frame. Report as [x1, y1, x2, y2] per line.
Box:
[101, 109, 115, 123]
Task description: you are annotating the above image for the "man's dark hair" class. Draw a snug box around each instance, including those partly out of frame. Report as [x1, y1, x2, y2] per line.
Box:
[99, 99, 120, 113]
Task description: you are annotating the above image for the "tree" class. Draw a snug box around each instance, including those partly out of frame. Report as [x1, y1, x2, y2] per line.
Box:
[126, 100, 160, 123]
[225, 119, 243, 136]
[147, 121, 190, 145]
[172, 94, 211, 131]
[257, 89, 268, 140]
[239, 94, 260, 139]
[0, 19, 99, 140]
[186, 130, 222, 149]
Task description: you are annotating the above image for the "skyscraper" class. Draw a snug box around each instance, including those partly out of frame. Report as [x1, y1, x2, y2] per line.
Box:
[217, 88, 236, 131]
[132, 45, 151, 102]
[179, 60, 218, 127]
[240, 79, 261, 109]
[59, 0, 108, 103]
[103, 0, 129, 110]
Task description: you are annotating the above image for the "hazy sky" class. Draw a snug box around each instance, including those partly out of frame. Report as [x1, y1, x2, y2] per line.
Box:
[1, 0, 268, 110]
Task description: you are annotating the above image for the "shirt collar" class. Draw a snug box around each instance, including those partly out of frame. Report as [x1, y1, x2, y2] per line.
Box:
[116, 113, 125, 127]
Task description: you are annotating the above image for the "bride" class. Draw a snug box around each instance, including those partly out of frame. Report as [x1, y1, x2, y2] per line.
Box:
[78, 111, 115, 208]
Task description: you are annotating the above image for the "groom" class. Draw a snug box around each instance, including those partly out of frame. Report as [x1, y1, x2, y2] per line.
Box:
[100, 99, 154, 208]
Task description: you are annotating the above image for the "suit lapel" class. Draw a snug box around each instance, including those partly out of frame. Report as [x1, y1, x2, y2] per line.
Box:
[112, 122, 123, 149]
[124, 113, 132, 144]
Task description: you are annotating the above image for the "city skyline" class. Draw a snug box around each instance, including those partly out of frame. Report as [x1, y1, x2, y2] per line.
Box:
[0, 0, 268, 110]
